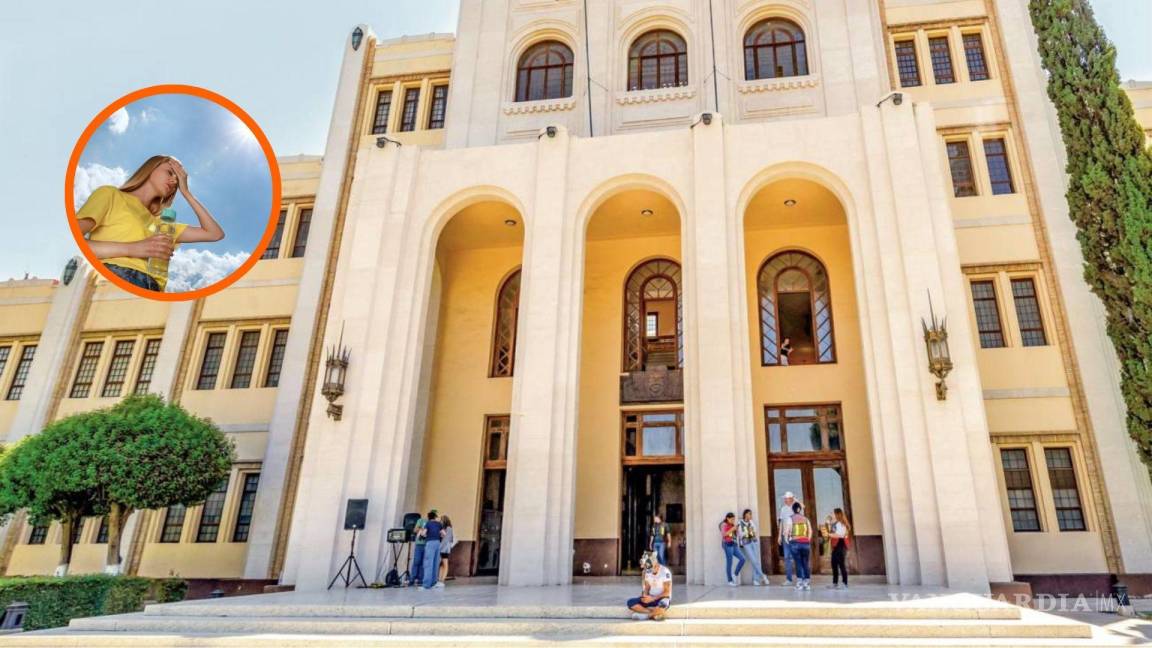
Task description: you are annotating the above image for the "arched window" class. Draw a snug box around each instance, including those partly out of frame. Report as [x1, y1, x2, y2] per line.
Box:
[490, 270, 521, 377]
[744, 18, 809, 80]
[624, 259, 682, 371]
[757, 251, 835, 365]
[628, 30, 688, 91]
[515, 41, 575, 102]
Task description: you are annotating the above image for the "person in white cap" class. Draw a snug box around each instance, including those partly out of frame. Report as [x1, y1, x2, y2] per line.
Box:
[777, 492, 799, 584]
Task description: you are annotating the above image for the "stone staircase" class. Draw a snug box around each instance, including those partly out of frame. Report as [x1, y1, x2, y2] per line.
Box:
[0, 582, 1131, 647]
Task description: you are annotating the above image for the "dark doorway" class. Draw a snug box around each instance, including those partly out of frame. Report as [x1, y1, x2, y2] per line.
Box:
[622, 466, 685, 574]
[474, 415, 509, 576]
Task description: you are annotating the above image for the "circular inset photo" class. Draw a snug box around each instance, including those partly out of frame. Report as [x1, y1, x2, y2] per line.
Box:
[66, 85, 280, 300]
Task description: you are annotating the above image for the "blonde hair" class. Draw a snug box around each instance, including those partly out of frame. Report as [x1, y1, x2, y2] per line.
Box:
[119, 155, 178, 215]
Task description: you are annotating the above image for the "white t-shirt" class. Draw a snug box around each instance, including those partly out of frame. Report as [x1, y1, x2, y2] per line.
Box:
[832, 521, 848, 537]
[778, 503, 796, 535]
[644, 566, 673, 599]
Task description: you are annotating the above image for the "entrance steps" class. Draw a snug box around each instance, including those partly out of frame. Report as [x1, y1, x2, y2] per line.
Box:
[1, 582, 1131, 647]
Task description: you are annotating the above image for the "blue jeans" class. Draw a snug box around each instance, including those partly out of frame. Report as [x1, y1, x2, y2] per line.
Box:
[781, 541, 795, 582]
[789, 541, 811, 580]
[412, 543, 426, 584]
[652, 541, 666, 565]
[105, 264, 161, 291]
[627, 596, 669, 610]
[739, 540, 765, 582]
[422, 539, 442, 588]
[723, 542, 744, 583]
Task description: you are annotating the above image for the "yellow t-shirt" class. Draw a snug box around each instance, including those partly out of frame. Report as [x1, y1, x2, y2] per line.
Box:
[76, 186, 188, 290]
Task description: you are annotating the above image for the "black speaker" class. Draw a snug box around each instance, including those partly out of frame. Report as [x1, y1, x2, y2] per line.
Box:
[402, 512, 421, 541]
[344, 499, 368, 530]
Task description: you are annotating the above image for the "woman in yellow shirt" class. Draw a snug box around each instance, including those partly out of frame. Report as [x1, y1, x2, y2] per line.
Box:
[76, 155, 225, 292]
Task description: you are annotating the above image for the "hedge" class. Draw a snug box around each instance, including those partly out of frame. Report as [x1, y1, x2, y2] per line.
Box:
[0, 575, 186, 631]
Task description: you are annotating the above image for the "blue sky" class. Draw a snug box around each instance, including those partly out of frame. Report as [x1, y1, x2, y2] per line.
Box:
[0, 1, 1146, 282]
[74, 94, 273, 290]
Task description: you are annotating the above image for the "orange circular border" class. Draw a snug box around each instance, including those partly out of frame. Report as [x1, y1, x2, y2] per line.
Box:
[65, 84, 282, 301]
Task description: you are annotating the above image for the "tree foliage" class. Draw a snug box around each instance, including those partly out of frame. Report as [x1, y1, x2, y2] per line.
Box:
[1029, 0, 1152, 469]
[0, 395, 234, 573]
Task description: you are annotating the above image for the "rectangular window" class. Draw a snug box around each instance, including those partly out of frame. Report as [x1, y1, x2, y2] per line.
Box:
[765, 405, 843, 454]
[28, 524, 48, 545]
[983, 138, 1016, 195]
[485, 416, 510, 465]
[1011, 278, 1048, 347]
[6, 345, 35, 400]
[133, 338, 162, 394]
[427, 85, 448, 129]
[0, 346, 10, 382]
[371, 90, 392, 134]
[894, 40, 921, 87]
[159, 505, 186, 543]
[196, 332, 227, 390]
[623, 411, 684, 460]
[400, 87, 420, 132]
[95, 516, 108, 544]
[290, 208, 312, 258]
[71, 520, 84, 545]
[928, 36, 955, 84]
[261, 210, 286, 259]
[645, 313, 658, 338]
[1000, 448, 1040, 532]
[195, 477, 231, 543]
[263, 329, 289, 388]
[101, 339, 135, 397]
[970, 280, 1006, 348]
[229, 331, 261, 389]
[947, 140, 978, 197]
[963, 32, 990, 81]
[231, 473, 261, 542]
[69, 341, 104, 398]
[1045, 448, 1086, 531]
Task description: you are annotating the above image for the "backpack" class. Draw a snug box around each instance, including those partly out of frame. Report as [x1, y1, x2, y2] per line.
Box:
[790, 516, 811, 543]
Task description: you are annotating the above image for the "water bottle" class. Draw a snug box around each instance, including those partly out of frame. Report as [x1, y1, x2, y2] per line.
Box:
[146, 208, 178, 281]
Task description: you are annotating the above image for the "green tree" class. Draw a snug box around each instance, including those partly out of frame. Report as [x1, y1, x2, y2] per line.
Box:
[1029, 0, 1152, 470]
[0, 396, 234, 575]
[99, 395, 234, 573]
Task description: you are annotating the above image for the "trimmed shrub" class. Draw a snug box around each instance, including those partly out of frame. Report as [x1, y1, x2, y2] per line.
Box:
[0, 575, 186, 631]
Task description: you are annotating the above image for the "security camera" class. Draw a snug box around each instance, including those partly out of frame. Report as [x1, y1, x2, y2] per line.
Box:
[546, 125, 558, 138]
[702, 112, 713, 125]
[893, 92, 903, 106]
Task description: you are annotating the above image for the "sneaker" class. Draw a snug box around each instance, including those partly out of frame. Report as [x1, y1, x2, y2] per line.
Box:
[803, 580, 812, 590]
[794, 581, 803, 590]
[433, 582, 444, 589]
[631, 612, 647, 621]
[727, 581, 737, 587]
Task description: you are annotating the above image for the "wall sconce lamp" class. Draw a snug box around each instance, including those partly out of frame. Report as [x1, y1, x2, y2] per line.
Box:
[376, 135, 401, 149]
[921, 295, 953, 401]
[351, 27, 364, 51]
[322, 329, 351, 421]
[876, 91, 904, 107]
[537, 125, 558, 139]
[62, 257, 79, 286]
[690, 112, 714, 128]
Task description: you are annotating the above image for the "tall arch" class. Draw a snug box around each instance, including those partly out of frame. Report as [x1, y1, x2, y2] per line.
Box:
[489, 268, 522, 377]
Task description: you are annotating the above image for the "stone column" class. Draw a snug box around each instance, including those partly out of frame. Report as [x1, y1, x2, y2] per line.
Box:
[681, 113, 761, 585]
[498, 126, 580, 586]
[243, 26, 375, 580]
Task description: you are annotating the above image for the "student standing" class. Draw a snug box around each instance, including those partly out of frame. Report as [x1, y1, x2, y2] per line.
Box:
[777, 492, 799, 584]
[438, 515, 456, 587]
[737, 509, 768, 586]
[720, 512, 744, 586]
[828, 508, 852, 589]
[784, 501, 813, 590]
[418, 511, 445, 590]
[648, 514, 670, 566]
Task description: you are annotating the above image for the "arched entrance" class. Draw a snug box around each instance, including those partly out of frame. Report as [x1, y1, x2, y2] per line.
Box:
[741, 177, 884, 579]
[574, 184, 687, 576]
[416, 198, 525, 580]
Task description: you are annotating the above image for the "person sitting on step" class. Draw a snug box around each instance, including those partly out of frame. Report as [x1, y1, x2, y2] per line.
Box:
[626, 551, 672, 621]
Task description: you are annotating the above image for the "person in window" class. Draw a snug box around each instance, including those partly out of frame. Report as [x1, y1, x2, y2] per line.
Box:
[784, 501, 813, 590]
[780, 337, 793, 365]
[777, 491, 799, 584]
[417, 510, 446, 589]
[737, 509, 768, 586]
[648, 513, 670, 566]
[76, 156, 224, 292]
[437, 515, 456, 587]
[627, 550, 672, 621]
[826, 508, 851, 589]
[720, 512, 744, 586]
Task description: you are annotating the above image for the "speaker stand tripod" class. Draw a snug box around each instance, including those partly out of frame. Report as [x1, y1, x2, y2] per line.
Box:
[328, 528, 369, 589]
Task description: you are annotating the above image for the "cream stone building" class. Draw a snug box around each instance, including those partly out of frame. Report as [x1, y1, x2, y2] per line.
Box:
[3, 0, 1152, 597]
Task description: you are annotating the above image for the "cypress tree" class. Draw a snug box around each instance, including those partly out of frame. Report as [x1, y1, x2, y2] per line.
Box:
[1029, 0, 1152, 470]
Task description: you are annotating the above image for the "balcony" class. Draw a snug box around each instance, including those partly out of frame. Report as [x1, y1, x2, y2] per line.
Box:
[621, 337, 683, 404]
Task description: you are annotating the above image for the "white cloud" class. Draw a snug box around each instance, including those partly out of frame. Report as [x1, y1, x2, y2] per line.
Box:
[138, 107, 160, 124]
[73, 163, 128, 209]
[166, 248, 248, 292]
[106, 107, 130, 134]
